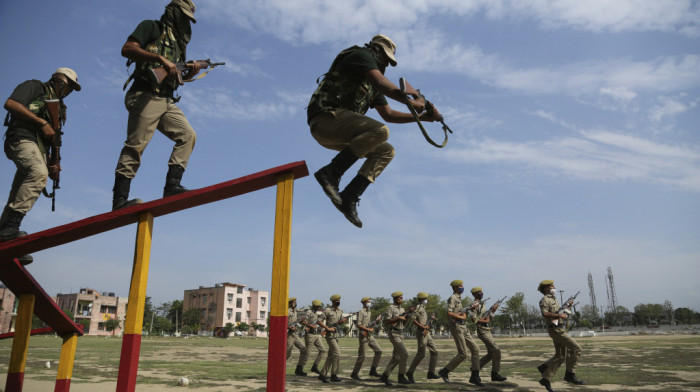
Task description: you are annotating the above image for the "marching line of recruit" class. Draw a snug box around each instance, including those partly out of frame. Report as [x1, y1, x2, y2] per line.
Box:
[287, 280, 583, 392]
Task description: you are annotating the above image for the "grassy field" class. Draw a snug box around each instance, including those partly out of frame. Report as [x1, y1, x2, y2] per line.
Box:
[1, 333, 699, 391]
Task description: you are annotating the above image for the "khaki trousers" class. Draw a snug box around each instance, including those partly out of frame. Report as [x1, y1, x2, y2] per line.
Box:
[383, 330, 408, 376]
[2, 140, 47, 217]
[352, 333, 383, 374]
[543, 326, 582, 380]
[303, 333, 326, 367]
[445, 324, 480, 372]
[477, 326, 502, 372]
[309, 109, 395, 182]
[115, 90, 196, 178]
[320, 336, 341, 376]
[286, 332, 307, 366]
[408, 331, 438, 373]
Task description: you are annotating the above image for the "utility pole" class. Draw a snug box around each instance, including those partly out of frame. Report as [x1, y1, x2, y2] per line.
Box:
[559, 290, 565, 304]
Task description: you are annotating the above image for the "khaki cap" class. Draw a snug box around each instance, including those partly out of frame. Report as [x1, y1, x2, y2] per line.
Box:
[471, 287, 482, 294]
[391, 291, 403, 298]
[54, 68, 81, 91]
[417, 292, 428, 300]
[370, 34, 397, 66]
[361, 297, 371, 303]
[170, 0, 196, 23]
[288, 297, 296, 303]
[450, 280, 463, 287]
[312, 299, 322, 307]
[330, 294, 341, 301]
[538, 279, 554, 290]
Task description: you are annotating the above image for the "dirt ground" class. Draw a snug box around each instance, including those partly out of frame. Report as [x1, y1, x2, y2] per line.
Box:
[1, 334, 699, 391]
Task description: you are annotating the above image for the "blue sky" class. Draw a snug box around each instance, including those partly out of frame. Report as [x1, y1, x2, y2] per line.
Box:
[1, 0, 698, 314]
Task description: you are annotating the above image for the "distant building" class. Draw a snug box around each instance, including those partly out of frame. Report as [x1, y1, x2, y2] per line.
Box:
[0, 284, 17, 334]
[56, 288, 128, 336]
[183, 282, 269, 337]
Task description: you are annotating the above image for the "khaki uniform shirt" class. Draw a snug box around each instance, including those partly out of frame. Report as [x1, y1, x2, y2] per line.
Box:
[357, 307, 371, 327]
[305, 309, 324, 334]
[385, 304, 406, 331]
[324, 307, 344, 338]
[539, 293, 561, 327]
[447, 293, 465, 325]
[415, 304, 428, 325]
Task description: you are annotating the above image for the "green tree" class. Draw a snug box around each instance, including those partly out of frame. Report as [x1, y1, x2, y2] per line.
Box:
[674, 308, 698, 324]
[235, 322, 250, 335]
[501, 292, 528, 333]
[182, 307, 201, 334]
[223, 322, 235, 337]
[105, 318, 121, 335]
[580, 305, 600, 327]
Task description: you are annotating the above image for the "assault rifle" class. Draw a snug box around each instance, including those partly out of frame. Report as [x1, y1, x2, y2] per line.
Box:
[399, 77, 453, 148]
[461, 298, 489, 315]
[422, 311, 438, 336]
[557, 291, 580, 315]
[321, 317, 348, 337]
[151, 58, 225, 86]
[288, 317, 306, 334]
[386, 306, 415, 326]
[42, 99, 64, 211]
[480, 296, 508, 321]
[361, 315, 383, 337]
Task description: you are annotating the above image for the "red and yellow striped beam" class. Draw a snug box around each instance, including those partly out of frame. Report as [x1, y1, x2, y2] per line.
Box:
[266, 173, 295, 391]
[116, 212, 154, 392]
[54, 333, 79, 392]
[5, 294, 35, 392]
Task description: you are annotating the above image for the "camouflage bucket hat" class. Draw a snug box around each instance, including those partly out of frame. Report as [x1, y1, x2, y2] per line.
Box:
[370, 34, 397, 66]
[170, 0, 196, 23]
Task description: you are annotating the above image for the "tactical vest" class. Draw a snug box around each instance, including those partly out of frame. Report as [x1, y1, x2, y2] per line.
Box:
[4, 81, 65, 154]
[307, 46, 379, 122]
[131, 22, 184, 97]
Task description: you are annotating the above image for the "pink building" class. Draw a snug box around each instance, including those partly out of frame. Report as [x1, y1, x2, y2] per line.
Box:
[56, 288, 127, 336]
[0, 284, 17, 334]
[183, 282, 268, 337]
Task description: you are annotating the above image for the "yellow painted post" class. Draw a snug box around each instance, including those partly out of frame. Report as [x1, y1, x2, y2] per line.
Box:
[266, 173, 294, 391]
[6, 293, 35, 392]
[116, 212, 154, 392]
[54, 333, 78, 392]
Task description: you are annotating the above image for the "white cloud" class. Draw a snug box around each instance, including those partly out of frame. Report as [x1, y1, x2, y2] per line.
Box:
[444, 129, 700, 192]
[649, 96, 692, 122]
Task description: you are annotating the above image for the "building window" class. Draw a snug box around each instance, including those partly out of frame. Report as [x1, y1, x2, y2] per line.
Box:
[200, 309, 206, 319]
[246, 311, 250, 319]
[261, 297, 266, 306]
[202, 294, 207, 304]
[235, 312, 242, 322]
[247, 297, 251, 304]
[260, 311, 265, 320]
[227, 293, 233, 302]
[100, 305, 117, 314]
[227, 308, 233, 320]
[237, 286, 243, 294]
[236, 298, 242, 308]
[98, 322, 105, 331]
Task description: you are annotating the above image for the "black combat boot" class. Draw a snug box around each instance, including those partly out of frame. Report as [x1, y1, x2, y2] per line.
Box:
[310, 364, 320, 374]
[350, 372, 361, 380]
[398, 374, 411, 384]
[379, 373, 393, 386]
[491, 371, 507, 381]
[335, 174, 370, 228]
[438, 368, 450, 383]
[0, 207, 33, 265]
[427, 371, 440, 379]
[539, 377, 556, 392]
[317, 374, 329, 383]
[369, 367, 380, 377]
[0, 206, 27, 241]
[469, 370, 484, 387]
[537, 363, 547, 374]
[294, 365, 307, 376]
[314, 147, 358, 205]
[163, 165, 189, 197]
[405, 371, 416, 383]
[330, 374, 341, 382]
[564, 371, 585, 385]
[112, 175, 142, 210]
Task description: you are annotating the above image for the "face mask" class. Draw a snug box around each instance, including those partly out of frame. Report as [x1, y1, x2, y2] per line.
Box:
[421, 300, 428, 305]
[457, 287, 464, 294]
[316, 311, 322, 315]
[366, 302, 372, 308]
[549, 289, 557, 295]
[474, 294, 483, 300]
